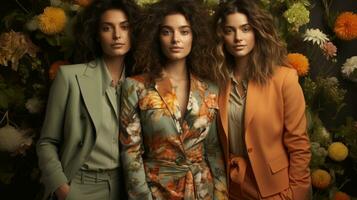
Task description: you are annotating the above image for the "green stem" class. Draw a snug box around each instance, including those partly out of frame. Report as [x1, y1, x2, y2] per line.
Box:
[15, 0, 30, 14]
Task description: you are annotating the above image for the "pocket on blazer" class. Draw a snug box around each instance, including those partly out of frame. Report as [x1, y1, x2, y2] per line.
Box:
[269, 154, 289, 174]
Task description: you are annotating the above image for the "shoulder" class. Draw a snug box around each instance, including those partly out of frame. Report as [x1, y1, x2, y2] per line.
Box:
[271, 66, 299, 86]
[192, 74, 219, 95]
[123, 73, 150, 90]
[57, 62, 94, 77]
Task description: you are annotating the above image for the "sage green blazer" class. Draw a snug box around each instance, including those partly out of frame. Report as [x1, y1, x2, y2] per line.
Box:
[37, 59, 119, 199]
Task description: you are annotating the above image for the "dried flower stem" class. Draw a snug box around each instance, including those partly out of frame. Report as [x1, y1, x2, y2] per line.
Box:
[15, 0, 30, 14]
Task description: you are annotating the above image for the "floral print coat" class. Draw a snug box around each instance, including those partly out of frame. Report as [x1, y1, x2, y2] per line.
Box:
[120, 74, 228, 200]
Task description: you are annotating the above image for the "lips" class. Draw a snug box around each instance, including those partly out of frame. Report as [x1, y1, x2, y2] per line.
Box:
[233, 45, 246, 50]
[111, 43, 125, 48]
[169, 46, 183, 52]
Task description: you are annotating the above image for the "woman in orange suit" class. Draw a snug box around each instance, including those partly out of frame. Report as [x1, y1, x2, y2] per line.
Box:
[213, 0, 311, 199]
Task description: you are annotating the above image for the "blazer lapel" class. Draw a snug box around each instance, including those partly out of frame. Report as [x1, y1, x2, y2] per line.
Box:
[244, 80, 262, 130]
[76, 61, 102, 133]
[218, 82, 231, 140]
[218, 81, 231, 172]
[154, 76, 181, 119]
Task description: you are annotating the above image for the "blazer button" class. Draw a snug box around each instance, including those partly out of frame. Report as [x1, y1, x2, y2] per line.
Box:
[78, 141, 84, 148]
[247, 148, 253, 153]
[80, 114, 86, 120]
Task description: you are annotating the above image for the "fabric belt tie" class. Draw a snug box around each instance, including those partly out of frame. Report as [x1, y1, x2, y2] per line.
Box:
[229, 155, 247, 184]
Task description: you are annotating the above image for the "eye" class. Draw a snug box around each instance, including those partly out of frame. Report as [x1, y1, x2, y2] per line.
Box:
[180, 29, 191, 35]
[101, 26, 111, 32]
[160, 28, 172, 36]
[223, 28, 234, 34]
[121, 23, 130, 31]
[242, 25, 252, 33]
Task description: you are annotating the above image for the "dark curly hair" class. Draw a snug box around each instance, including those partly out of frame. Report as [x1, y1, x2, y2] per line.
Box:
[134, 0, 221, 83]
[213, 0, 288, 85]
[72, 0, 140, 73]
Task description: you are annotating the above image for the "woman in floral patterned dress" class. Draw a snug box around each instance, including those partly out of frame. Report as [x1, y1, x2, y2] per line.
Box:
[119, 0, 228, 199]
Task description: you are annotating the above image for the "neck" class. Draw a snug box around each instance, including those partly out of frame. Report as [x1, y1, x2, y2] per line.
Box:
[103, 55, 125, 79]
[233, 56, 248, 80]
[164, 59, 188, 80]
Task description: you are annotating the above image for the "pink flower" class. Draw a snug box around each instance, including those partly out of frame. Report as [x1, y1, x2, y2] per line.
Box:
[322, 42, 337, 59]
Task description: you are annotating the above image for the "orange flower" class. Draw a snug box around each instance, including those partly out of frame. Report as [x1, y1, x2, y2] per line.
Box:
[74, 0, 92, 7]
[334, 12, 357, 40]
[287, 53, 309, 76]
[334, 191, 351, 200]
[49, 60, 69, 80]
[311, 169, 331, 189]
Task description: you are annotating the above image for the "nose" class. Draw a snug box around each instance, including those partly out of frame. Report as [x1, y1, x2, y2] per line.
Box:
[113, 27, 121, 40]
[171, 31, 180, 44]
[234, 32, 243, 43]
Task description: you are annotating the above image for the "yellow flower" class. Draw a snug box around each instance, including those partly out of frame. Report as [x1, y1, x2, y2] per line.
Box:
[328, 142, 348, 161]
[334, 191, 351, 200]
[287, 53, 309, 76]
[311, 169, 331, 189]
[334, 12, 357, 40]
[38, 7, 67, 35]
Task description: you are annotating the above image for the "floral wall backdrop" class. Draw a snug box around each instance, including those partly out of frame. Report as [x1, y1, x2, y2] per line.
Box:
[0, 0, 356, 199]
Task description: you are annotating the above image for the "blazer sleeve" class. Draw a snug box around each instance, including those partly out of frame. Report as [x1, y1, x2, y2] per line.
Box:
[120, 78, 153, 200]
[204, 115, 229, 200]
[282, 70, 312, 200]
[36, 67, 69, 197]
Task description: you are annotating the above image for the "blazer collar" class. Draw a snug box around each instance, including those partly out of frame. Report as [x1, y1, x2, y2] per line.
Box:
[76, 59, 104, 132]
[218, 79, 262, 139]
[153, 73, 200, 132]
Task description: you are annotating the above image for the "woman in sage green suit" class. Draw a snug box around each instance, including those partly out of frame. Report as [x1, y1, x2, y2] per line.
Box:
[120, 0, 228, 199]
[36, 0, 139, 199]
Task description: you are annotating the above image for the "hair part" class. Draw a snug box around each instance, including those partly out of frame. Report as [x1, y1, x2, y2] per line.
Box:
[214, 0, 288, 85]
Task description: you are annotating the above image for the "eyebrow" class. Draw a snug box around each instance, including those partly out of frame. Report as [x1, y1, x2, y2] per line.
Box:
[160, 25, 191, 29]
[101, 20, 129, 25]
[223, 23, 251, 28]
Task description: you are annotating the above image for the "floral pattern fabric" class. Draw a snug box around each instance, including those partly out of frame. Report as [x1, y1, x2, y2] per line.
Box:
[120, 74, 228, 200]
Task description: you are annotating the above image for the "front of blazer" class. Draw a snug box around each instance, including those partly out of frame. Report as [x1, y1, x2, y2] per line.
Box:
[217, 66, 311, 199]
[37, 59, 119, 199]
[120, 74, 228, 200]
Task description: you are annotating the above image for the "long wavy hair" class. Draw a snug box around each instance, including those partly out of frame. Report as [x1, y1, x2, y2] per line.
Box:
[72, 0, 140, 74]
[134, 0, 221, 83]
[213, 0, 288, 85]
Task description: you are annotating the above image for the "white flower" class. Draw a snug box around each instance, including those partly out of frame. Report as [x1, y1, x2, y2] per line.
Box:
[341, 56, 357, 76]
[25, 97, 44, 114]
[50, 0, 62, 6]
[187, 93, 199, 115]
[25, 16, 39, 31]
[0, 125, 32, 153]
[320, 127, 331, 141]
[193, 117, 208, 129]
[70, 4, 81, 11]
[126, 116, 141, 143]
[303, 28, 329, 46]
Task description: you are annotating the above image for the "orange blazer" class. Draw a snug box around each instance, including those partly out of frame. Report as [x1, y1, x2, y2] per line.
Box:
[217, 66, 311, 199]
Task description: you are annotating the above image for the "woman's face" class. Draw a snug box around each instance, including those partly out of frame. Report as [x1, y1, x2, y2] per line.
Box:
[159, 13, 193, 62]
[99, 9, 131, 58]
[222, 12, 255, 60]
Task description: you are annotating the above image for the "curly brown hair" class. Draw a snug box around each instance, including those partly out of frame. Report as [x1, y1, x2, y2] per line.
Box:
[134, 0, 221, 83]
[213, 0, 288, 85]
[72, 0, 140, 74]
